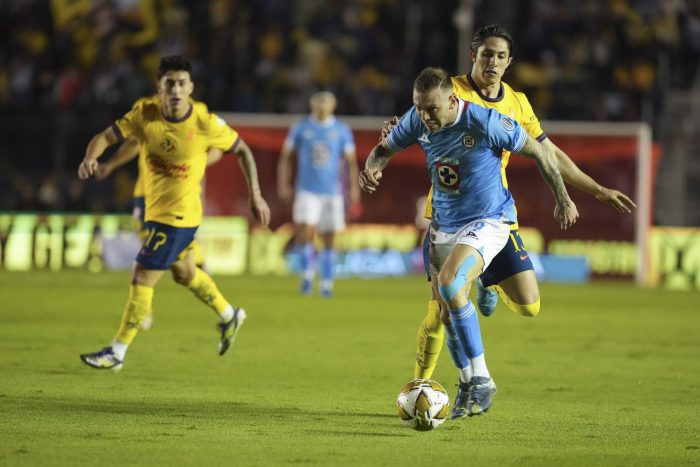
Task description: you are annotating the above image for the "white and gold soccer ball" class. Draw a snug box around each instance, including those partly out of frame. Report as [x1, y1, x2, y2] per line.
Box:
[396, 379, 450, 431]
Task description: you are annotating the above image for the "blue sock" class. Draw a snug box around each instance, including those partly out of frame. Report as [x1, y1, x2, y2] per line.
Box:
[444, 324, 469, 370]
[319, 249, 336, 281]
[448, 301, 484, 359]
[300, 243, 315, 279]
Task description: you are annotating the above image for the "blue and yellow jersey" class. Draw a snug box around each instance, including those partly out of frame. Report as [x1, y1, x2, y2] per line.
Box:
[113, 98, 239, 228]
[424, 74, 546, 228]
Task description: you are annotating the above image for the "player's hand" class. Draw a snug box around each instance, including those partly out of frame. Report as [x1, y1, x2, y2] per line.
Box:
[251, 194, 271, 227]
[595, 187, 636, 213]
[379, 116, 399, 143]
[95, 164, 113, 181]
[359, 168, 382, 194]
[554, 199, 579, 230]
[78, 158, 99, 179]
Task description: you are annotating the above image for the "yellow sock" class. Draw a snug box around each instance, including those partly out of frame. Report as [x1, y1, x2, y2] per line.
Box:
[114, 284, 154, 345]
[494, 285, 541, 317]
[414, 299, 445, 379]
[187, 268, 229, 316]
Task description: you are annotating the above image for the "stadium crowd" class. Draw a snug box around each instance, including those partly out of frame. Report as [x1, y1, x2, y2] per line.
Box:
[0, 0, 698, 212]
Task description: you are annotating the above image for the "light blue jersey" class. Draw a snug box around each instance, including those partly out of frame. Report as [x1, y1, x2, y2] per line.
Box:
[386, 100, 527, 233]
[283, 117, 356, 195]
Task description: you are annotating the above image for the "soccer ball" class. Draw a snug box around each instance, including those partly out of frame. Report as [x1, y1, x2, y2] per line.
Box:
[396, 379, 450, 431]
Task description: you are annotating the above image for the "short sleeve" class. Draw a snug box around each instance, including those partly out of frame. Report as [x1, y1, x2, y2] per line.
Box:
[207, 113, 240, 152]
[112, 106, 141, 142]
[342, 124, 356, 154]
[515, 92, 546, 142]
[283, 123, 301, 151]
[486, 108, 527, 153]
[386, 109, 419, 152]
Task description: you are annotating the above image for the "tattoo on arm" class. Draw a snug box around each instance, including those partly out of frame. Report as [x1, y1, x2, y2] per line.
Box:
[365, 143, 396, 171]
[520, 137, 570, 206]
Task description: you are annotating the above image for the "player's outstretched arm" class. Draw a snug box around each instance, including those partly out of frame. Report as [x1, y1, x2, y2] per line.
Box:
[359, 143, 397, 194]
[78, 127, 120, 179]
[233, 139, 271, 226]
[542, 139, 637, 213]
[519, 135, 579, 230]
[96, 137, 140, 180]
[276, 145, 295, 203]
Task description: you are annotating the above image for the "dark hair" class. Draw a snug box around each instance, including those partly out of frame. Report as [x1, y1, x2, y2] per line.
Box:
[471, 24, 514, 57]
[414, 67, 452, 94]
[157, 55, 192, 79]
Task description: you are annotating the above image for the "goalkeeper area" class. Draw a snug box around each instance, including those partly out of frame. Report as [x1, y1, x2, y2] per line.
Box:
[1, 270, 697, 466]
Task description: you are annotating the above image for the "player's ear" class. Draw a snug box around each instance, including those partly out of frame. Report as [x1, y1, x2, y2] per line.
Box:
[469, 49, 477, 63]
[448, 94, 457, 108]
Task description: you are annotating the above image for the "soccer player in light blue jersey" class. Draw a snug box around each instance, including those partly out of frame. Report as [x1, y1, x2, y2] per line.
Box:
[360, 67, 578, 416]
[278, 91, 360, 297]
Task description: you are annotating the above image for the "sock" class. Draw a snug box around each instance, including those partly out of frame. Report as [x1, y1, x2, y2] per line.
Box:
[447, 301, 485, 359]
[458, 365, 473, 384]
[414, 299, 445, 379]
[186, 268, 231, 320]
[300, 243, 315, 281]
[444, 323, 470, 377]
[495, 285, 541, 317]
[319, 248, 336, 282]
[113, 284, 154, 352]
[470, 353, 490, 379]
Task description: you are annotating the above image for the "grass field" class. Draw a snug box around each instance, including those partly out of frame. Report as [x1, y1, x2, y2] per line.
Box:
[1, 270, 699, 466]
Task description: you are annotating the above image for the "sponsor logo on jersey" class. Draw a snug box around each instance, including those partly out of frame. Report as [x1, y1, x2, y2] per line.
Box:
[500, 116, 515, 131]
[418, 132, 430, 143]
[160, 136, 176, 153]
[462, 134, 476, 148]
[464, 231, 478, 240]
[435, 162, 460, 194]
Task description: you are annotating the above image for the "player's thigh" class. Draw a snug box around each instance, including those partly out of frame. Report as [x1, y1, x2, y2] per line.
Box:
[318, 194, 345, 234]
[480, 229, 534, 286]
[295, 223, 316, 243]
[497, 270, 540, 305]
[136, 221, 197, 278]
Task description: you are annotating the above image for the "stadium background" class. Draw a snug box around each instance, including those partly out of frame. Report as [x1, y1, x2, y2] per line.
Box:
[1, 2, 700, 466]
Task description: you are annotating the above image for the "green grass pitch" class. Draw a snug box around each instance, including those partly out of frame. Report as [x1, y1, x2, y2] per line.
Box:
[1, 270, 699, 466]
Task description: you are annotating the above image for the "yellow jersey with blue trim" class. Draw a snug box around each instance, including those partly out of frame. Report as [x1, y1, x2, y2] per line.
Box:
[423, 74, 546, 227]
[113, 99, 239, 228]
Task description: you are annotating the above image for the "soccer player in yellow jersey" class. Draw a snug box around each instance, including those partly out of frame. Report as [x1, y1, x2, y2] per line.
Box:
[97, 101, 223, 331]
[383, 25, 636, 418]
[77, 55, 270, 371]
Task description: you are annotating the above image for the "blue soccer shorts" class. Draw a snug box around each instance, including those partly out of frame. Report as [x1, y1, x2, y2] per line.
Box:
[136, 221, 198, 270]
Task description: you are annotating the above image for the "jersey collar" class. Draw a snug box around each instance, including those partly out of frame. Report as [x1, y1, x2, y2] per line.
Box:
[467, 73, 504, 102]
[162, 103, 193, 123]
[445, 99, 466, 129]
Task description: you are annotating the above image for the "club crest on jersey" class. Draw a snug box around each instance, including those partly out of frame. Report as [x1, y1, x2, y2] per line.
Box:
[500, 116, 515, 131]
[436, 161, 460, 194]
[462, 134, 476, 148]
[160, 136, 176, 153]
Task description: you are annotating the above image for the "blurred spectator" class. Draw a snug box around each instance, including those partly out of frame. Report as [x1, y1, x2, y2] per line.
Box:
[0, 0, 698, 212]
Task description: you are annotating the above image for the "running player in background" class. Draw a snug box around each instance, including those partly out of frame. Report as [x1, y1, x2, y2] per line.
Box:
[277, 91, 360, 297]
[97, 111, 223, 331]
[362, 67, 577, 416]
[382, 24, 635, 419]
[77, 55, 270, 371]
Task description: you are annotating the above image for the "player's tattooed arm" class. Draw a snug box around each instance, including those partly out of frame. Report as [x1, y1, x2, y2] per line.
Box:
[519, 135, 579, 229]
[234, 139, 271, 226]
[542, 138, 636, 214]
[359, 143, 398, 194]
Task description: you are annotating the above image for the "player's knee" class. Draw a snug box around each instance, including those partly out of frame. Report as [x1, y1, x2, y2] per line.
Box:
[171, 267, 194, 286]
